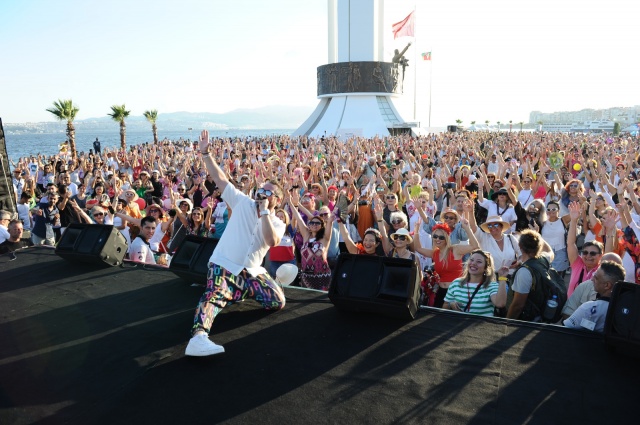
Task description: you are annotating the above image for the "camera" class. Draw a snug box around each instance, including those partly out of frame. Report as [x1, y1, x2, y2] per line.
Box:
[444, 182, 457, 190]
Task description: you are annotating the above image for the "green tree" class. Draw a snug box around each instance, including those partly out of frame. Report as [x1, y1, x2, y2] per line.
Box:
[46, 99, 79, 159]
[485, 120, 489, 127]
[456, 119, 463, 126]
[108, 104, 131, 150]
[143, 109, 159, 144]
[613, 122, 621, 135]
[471, 121, 476, 125]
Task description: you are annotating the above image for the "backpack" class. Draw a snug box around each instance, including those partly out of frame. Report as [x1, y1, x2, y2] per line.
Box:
[517, 256, 567, 323]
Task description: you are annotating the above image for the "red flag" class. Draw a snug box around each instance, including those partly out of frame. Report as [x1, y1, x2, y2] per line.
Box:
[392, 11, 415, 39]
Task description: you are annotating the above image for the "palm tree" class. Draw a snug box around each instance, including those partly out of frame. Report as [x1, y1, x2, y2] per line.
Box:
[108, 104, 131, 150]
[519, 121, 524, 132]
[46, 99, 79, 159]
[485, 120, 490, 128]
[143, 109, 159, 144]
[470, 121, 476, 125]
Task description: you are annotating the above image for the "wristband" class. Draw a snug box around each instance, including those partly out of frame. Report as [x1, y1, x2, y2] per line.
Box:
[498, 276, 508, 281]
[260, 210, 270, 217]
[377, 219, 384, 223]
[201, 151, 211, 156]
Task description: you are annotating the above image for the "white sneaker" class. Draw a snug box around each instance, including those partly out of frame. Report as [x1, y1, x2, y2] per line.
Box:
[185, 334, 225, 357]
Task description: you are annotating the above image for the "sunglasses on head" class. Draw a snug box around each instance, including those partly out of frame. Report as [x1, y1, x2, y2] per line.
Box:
[581, 250, 600, 257]
[394, 235, 408, 241]
[432, 234, 446, 240]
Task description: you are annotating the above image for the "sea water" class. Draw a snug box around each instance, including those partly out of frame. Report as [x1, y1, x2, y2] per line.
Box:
[5, 128, 294, 163]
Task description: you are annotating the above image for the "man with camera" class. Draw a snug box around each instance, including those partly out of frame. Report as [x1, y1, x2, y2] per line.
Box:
[185, 130, 287, 357]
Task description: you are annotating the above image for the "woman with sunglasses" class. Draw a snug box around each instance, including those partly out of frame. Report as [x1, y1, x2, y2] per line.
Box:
[533, 201, 569, 276]
[443, 249, 508, 316]
[476, 177, 517, 231]
[413, 216, 479, 308]
[567, 201, 604, 297]
[287, 192, 333, 290]
[387, 228, 418, 262]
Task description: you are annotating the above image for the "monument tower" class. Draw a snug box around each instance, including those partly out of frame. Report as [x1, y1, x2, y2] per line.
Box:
[293, 0, 414, 138]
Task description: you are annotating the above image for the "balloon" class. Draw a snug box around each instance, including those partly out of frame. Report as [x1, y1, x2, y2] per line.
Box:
[573, 163, 582, 171]
[136, 198, 146, 210]
[275, 263, 298, 286]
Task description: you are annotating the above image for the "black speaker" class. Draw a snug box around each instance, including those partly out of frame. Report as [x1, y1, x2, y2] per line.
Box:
[169, 235, 218, 283]
[605, 281, 640, 352]
[447, 125, 458, 133]
[328, 254, 421, 320]
[55, 223, 128, 267]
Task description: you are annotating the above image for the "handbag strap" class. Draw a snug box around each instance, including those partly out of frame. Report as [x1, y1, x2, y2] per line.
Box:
[463, 282, 484, 312]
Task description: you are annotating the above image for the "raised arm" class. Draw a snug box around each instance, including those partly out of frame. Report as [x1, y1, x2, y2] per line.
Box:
[567, 201, 581, 265]
[199, 130, 228, 193]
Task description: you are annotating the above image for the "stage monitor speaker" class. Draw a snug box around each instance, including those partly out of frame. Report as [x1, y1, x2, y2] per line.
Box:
[328, 253, 421, 320]
[169, 235, 218, 283]
[55, 223, 128, 267]
[0, 118, 16, 214]
[605, 281, 640, 353]
[447, 125, 458, 133]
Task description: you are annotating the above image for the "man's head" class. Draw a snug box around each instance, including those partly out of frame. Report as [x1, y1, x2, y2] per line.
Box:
[256, 181, 283, 210]
[140, 216, 157, 240]
[7, 219, 23, 242]
[593, 261, 626, 297]
[518, 229, 543, 258]
[0, 211, 13, 229]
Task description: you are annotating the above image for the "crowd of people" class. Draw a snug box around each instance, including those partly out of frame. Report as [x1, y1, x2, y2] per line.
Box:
[3, 129, 639, 343]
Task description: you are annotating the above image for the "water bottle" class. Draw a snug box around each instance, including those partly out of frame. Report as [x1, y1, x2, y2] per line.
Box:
[542, 295, 558, 322]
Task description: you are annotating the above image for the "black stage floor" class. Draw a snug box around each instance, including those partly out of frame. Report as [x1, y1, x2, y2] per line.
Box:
[1, 248, 638, 425]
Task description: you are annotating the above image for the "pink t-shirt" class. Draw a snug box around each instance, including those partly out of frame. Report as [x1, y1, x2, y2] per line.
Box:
[568, 255, 597, 298]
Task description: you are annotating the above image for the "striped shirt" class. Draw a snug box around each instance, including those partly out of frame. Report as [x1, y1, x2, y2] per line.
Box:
[444, 279, 499, 316]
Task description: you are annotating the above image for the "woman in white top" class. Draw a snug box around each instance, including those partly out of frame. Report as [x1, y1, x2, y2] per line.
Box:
[539, 200, 570, 274]
[468, 201, 521, 275]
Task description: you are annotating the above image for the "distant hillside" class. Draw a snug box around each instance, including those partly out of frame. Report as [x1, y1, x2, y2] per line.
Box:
[5, 105, 315, 133]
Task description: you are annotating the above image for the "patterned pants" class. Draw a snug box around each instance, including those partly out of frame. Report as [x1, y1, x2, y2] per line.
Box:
[191, 263, 286, 335]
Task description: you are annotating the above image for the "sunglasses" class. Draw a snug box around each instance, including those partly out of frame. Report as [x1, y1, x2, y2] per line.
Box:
[149, 209, 160, 213]
[581, 250, 600, 257]
[394, 235, 408, 241]
[308, 221, 322, 226]
[180, 203, 189, 208]
[93, 213, 104, 217]
[596, 197, 604, 201]
[391, 219, 403, 225]
[257, 188, 273, 197]
[523, 180, 532, 184]
[319, 213, 329, 217]
[547, 208, 558, 212]
[443, 215, 457, 220]
[432, 234, 446, 240]
[569, 184, 579, 188]
[493, 185, 502, 190]
[486, 223, 502, 229]
[385, 195, 396, 200]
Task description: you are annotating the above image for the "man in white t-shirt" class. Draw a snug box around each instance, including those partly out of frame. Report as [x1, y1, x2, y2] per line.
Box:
[185, 130, 286, 357]
[507, 230, 554, 320]
[129, 216, 157, 264]
[564, 261, 625, 333]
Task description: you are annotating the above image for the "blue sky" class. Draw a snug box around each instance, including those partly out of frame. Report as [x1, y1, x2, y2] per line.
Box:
[1, 0, 638, 127]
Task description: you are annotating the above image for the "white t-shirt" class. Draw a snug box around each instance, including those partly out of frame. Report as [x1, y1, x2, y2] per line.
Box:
[564, 299, 609, 333]
[129, 237, 155, 264]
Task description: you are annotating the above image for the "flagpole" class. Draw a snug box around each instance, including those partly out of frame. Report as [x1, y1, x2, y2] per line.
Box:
[428, 51, 432, 129]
